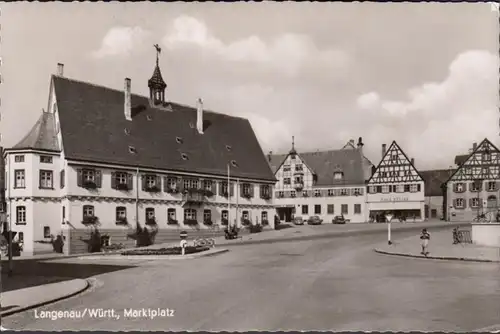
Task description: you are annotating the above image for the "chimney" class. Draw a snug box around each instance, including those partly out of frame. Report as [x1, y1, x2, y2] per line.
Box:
[357, 137, 364, 149]
[196, 98, 204, 134]
[382, 143, 387, 158]
[124, 78, 132, 121]
[57, 63, 64, 77]
[349, 139, 355, 146]
[473, 142, 477, 151]
[410, 158, 415, 165]
[268, 151, 272, 162]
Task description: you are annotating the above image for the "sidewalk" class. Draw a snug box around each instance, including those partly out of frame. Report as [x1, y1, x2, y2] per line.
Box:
[1, 278, 90, 317]
[374, 227, 500, 263]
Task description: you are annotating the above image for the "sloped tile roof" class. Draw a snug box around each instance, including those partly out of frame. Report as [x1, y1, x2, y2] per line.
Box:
[12, 112, 60, 152]
[454, 154, 468, 166]
[269, 148, 365, 186]
[53, 76, 275, 182]
[420, 169, 455, 197]
[341, 140, 374, 168]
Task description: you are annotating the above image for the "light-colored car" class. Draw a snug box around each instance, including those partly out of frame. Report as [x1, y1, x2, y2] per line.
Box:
[307, 215, 323, 225]
[293, 216, 304, 225]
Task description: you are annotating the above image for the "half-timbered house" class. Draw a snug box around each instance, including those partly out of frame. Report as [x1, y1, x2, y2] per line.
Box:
[366, 141, 425, 222]
[269, 137, 369, 223]
[445, 139, 500, 222]
[3, 52, 276, 255]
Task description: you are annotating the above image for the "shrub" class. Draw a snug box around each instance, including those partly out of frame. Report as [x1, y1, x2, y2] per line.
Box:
[121, 246, 209, 256]
[7, 242, 22, 257]
[130, 224, 158, 247]
[184, 219, 198, 226]
[262, 219, 269, 226]
[248, 224, 263, 234]
[241, 218, 251, 226]
[145, 218, 157, 226]
[87, 229, 103, 253]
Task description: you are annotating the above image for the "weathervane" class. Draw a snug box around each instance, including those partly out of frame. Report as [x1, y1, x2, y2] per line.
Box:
[154, 44, 162, 65]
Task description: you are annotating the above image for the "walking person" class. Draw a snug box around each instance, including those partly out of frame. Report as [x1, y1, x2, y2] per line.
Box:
[420, 228, 430, 256]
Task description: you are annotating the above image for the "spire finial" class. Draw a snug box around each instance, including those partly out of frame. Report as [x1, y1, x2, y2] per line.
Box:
[154, 44, 161, 66]
[292, 136, 295, 150]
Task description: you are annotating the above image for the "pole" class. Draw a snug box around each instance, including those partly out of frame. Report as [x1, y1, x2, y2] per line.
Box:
[227, 164, 230, 229]
[236, 178, 240, 227]
[385, 212, 393, 245]
[7, 154, 12, 276]
[136, 167, 139, 228]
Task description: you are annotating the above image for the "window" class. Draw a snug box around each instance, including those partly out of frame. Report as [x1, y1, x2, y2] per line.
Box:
[314, 190, 321, 197]
[410, 184, 418, 193]
[115, 172, 128, 185]
[176, 136, 183, 144]
[124, 128, 131, 135]
[483, 152, 491, 162]
[146, 208, 155, 220]
[382, 185, 389, 194]
[327, 204, 334, 214]
[14, 170, 25, 188]
[261, 211, 268, 222]
[242, 183, 252, 197]
[168, 208, 176, 220]
[314, 204, 321, 214]
[60, 170, 65, 189]
[167, 177, 177, 191]
[146, 175, 158, 188]
[231, 160, 237, 167]
[82, 169, 96, 182]
[203, 180, 212, 191]
[183, 179, 199, 190]
[278, 191, 284, 198]
[181, 153, 188, 160]
[260, 185, 271, 198]
[302, 190, 308, 197]
[334, 172, 343, 180]
[62, 206, 66, 220]
[295, 164, 303, 171]
[340, 189, 348, 196]
[284, 178, 291, 185]
[283, 165, 291, 172]
[184, 208, 197, 220]
[302, 205, 309, 214]
[39, 170, 53, 189]
[203, 209, 212, 222]
[242, 210, 249, 220]
[116, 206, 126, 220]
[341, 204, 348, 214]
[40, 155, 53, 163]
[290, 190, 296, 198]
[295, 176, 303, 184]
[488, 182, 497, 191]
[455, 198, 465, 208]
[368, 186, 376, 194]
[16, 206, 26, 224]
[14, 155, 25, 163]
[83, 205, 94, 217]
[354, 204, 361, 214]
[221, 210, 228, 219]
[454, 183, 464, 192]
[396, 185, 404, 193]
[471, 198, 480, 208]
[226, 145, 232, 151]
[44, 226, 51, 238]
[471, 181, 482, 192]
[18, 232, 24, 244]
[391, 154, 397, 161]
[353, 188, 363, 196]
[327, 189, 334, 196]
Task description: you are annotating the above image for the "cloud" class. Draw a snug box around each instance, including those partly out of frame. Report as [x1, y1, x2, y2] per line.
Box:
[163, 15, 350, 77]
[91, 26, 149, 58]
[356, 49, 499, 169]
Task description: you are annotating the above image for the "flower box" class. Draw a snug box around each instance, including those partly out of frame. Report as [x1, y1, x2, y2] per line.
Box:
[83, 181, 97, 189]
[82, 216, 99, 226]
[203, 190, 214, 197]
[166, 188, 179, 194]
[167, 219, 178, 225]
[145, 185, 161, 193]
[184, 219, 198, 226]
[261, 194, 272, 200]
[145, 218, 157, 226]
[116, 183, 129, 191]
[242, 193, 253, 199]
[116, 217, 128, 226]
[221, 191, 229, 198]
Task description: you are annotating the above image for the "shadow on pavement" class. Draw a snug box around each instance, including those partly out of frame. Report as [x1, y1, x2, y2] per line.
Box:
[1, 261, 136, 292]
[275, 224, 294, 230]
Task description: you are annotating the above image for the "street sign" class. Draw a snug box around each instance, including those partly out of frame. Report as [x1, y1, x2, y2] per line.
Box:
[385, 213, 393, 222]
[180, 231, 187, 239]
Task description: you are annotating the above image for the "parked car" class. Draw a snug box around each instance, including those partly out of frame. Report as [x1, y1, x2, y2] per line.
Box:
[293, 216, 304, 225]
[307, 216, 323, 225]
[332, 215, 346, 224]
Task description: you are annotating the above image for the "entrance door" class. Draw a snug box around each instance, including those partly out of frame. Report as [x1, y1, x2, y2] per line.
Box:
[425, 205, 429, 219]
[431, 209, 437, 218]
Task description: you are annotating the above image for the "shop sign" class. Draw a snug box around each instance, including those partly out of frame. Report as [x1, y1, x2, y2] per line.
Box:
[380, 197, 409, 202]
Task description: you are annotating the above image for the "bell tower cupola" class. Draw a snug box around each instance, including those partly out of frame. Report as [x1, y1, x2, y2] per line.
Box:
[148, 44, 167, 105]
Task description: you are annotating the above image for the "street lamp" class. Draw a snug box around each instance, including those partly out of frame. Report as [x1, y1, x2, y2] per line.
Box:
[385, 211, 393, 245]
[475, 178, 483, 221]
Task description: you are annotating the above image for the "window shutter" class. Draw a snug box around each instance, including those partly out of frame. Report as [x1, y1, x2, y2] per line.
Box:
[95, 170, 102, 188]
[230, 183, 234, 196]
[213, 181, 218, 195]
[111, 172, 117, 189]
[417, 184, 421, 192]
[60, 170, 65, 189]
[269, 187, 273, 198]
[249, 184, 254, 197]
[163, 177, 168, 191]
[141, 174, 146, 191]
[452, 199, 456, 208]
[178, 178, 184, 192]
[127, 174, 133, 190]
[219, 182, 223, 195]
[156, 175, 162, 188]
[469, 198, 473, 208]
[77, 169, 83, 187]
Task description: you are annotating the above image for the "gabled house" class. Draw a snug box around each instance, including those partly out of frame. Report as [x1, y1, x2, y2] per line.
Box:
[420, 169, 455, 220]
[269, 137, 368, 223]
[3, 53, 276, 255]
[445, 138, 500, 222]
[366, 141, 425, 222]
[342, 138, 375, 181]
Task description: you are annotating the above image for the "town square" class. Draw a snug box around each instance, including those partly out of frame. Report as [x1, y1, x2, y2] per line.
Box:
[0, 2, 499, 332]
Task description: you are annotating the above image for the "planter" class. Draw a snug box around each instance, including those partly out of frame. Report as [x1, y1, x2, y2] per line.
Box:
[83, 181, 97, 189]
[145, 219, 157, 226]
[121, 246, 209, 256]
[204, 190, 214, 197]
[82, 216, 99, 226]
[145, 186, 161, 193]
[262, 219, 269, 226]
[116, 183, 129, 191]
[184, 219, 198, 226]
[166, 188, 179, 194]
[261, 195, 272, 200]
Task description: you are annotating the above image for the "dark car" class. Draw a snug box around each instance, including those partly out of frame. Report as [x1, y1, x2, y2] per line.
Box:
[307, 216, 323, 225]
[332, 215, 346, 224]
[293, 216, 304, 225]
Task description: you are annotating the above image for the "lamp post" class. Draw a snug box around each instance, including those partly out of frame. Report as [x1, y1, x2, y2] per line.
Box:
[227, 164, 231, 229]
[476, 178, 483, 221]
[385, 212, 393, 245]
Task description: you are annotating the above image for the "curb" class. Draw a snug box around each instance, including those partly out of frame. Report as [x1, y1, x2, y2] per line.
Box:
[474, 324, 500, 332]
[1, 278, 91, 317]
[373, 248, 499, 263]
[79, 248, 229, 261]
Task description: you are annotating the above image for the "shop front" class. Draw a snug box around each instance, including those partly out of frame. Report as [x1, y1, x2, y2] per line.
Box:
[367, 194, 425, 222]
[276, 205, 295, 222]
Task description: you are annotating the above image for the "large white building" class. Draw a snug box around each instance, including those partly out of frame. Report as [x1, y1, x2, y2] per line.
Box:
[366, 142, 425, 222]
[269, 137, 371, 223]
[4, 53, 276, 255]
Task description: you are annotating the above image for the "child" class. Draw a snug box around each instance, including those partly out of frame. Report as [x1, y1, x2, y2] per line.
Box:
[420, 228, 430, 256]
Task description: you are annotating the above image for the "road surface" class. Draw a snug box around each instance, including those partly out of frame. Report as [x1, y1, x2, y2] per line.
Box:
[3, 230, 499, 331]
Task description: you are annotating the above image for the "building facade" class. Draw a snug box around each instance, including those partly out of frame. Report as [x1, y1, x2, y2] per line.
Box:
[0, 146, 6, 229]
[4, 55, 276, 255]
[366, 142, 425, 222]
[420, 169, 455, 220]
[446, 139, 500, 222]
[269, 137, 369, 223]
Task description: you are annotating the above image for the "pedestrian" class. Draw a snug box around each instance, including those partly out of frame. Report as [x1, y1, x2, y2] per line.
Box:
[420, 228, 430, 256]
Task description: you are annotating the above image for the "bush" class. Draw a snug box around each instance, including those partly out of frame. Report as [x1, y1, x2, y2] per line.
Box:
[121, 246, 209, 256]
[248, 224, 263, 234]
[52, 235, 64, 253]
[241, 218, 251, 226]
[262, 219, 269, 226]
[129, 224, 158, 247]
[87, 229, 102, 253]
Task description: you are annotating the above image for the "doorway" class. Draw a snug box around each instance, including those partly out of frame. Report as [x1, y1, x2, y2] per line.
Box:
[276, 207, 293, 223]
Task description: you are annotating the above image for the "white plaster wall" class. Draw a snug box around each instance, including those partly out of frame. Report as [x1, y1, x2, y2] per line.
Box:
[471, 223, 500, 247]
[8, 200, 34, 255]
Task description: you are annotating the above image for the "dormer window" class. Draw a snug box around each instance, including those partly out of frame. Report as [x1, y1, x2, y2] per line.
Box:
[181, 153, 188, 160]
[226, 145, 232, 151]
[146, 115, 152, 121]
[124, 128, 130, 135]
[176, 136, 183, 144]
[334, 172, 343, 180]
[129, 146, 137, 154]
[283, 165, 291, 172]
[231, 160, 238, 167]
[189, 122, 194, 128]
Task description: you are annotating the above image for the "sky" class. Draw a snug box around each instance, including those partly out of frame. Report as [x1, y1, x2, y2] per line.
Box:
[1, 2, 498, 170]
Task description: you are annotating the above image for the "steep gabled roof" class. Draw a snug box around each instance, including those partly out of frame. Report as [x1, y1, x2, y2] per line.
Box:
[341, 140, 374, 167]
[454, 154, 468, 166]
[420, 169, 455, 197]
[52, 75, 275, 182]
[12, 112, 60, 152]
[270, 148, 365, 186]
